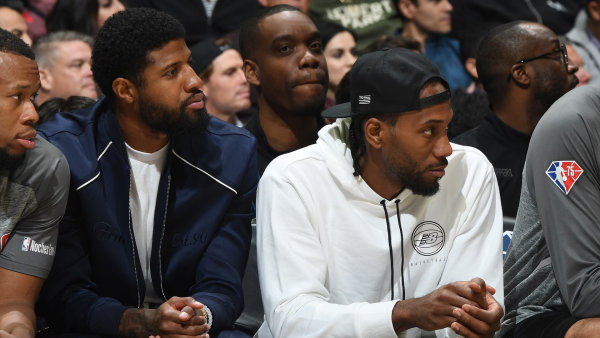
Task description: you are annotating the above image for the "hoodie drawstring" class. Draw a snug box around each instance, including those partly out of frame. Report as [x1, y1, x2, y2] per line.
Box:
[380, 199, 406, 302]
[395, 200, 406, 301]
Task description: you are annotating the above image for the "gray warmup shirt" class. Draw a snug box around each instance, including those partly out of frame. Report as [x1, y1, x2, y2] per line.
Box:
[500, 84, 600, 336]
[0, 135, 70, 278]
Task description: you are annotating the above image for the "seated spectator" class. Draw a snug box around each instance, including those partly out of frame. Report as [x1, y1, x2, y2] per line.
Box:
[191, 38, 249, 127]
[124, 0, 261, 46]
[257, 48, 504, 338]
[37, 8, 257, 338]
[452, 0, 582, 39]
[258, 0, 310, 12]
[35, 95, 96, 125]
[398, 0, 472, 91]
[241, 5, 327, 175]
[0, 28, 69, 337]
[0, 0, 32, 46]
[33, 31, 97, 105]
[309, 0, 403, 51]
[46, 0, 125, 36]
[452, 22, 578, 219]
[447, 32, 488, 139]
[362, 35, 421, 54]
[314, 20, 357, 109]
[559, 35, 592, 86]
[567, 2, 600, 84]
[500, 73, 600, 338]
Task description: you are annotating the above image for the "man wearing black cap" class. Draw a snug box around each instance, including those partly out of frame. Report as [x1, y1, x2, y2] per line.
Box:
[190, 38, 250, 127]
[256, 48, 504, 338]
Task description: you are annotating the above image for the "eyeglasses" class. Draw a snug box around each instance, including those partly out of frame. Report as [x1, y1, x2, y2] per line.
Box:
[517, 44, 569, 66]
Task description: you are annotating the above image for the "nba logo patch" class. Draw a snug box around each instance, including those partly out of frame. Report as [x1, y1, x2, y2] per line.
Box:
[546, 161, 583, 194]
[22, 237, 31, 251]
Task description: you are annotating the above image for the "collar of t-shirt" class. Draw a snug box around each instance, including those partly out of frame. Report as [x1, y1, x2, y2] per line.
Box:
[125, 142, 170, 164]
[482, 111, 531, 152]
[245, 112, 325, 158]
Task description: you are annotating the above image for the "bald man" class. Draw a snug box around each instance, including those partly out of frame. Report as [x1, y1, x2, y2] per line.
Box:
[452, 21, 578, 219]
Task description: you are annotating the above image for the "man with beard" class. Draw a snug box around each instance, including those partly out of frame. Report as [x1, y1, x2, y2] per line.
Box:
[37, 8, 257, 338]
[234, 6, 328, 334]
[240, 5, 328, 176]
[256, 48, 504, 338]
[452, 22, 579, 219]
[0, 28, 69, 338]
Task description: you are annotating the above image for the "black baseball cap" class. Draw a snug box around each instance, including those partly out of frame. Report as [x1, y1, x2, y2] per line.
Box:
[190, 38, 234, 75]
[322, 48, 451, 118]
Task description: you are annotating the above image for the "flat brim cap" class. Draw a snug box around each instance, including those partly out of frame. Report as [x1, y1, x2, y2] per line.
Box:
[322, 102, 351, 118]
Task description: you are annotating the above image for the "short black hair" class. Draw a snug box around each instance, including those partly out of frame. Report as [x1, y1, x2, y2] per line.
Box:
[0, 27, 34, 60]
[92, 8, 185, 104]
[36, 96, 97, 126]
[239, 4, 302, 61]
[476, 21, 531, 108]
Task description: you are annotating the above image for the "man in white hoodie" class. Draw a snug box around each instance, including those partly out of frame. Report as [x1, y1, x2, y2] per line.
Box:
[257, 48, 504, 338]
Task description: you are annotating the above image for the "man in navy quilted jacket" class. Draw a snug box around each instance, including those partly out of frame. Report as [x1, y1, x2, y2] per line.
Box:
[37, 8, 258, 338]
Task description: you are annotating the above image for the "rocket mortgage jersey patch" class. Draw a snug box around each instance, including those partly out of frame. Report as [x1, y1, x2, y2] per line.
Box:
[546, 161, 583, 194]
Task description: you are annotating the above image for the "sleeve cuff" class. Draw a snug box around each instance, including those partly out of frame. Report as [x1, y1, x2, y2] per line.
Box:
[193, 295, 229, 332]
[356, 300, 400, 338]
[88, 298, 131, 338]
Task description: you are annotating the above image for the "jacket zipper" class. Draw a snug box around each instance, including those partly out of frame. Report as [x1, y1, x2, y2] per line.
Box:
[157, 174, 171, 300]
[127, 173, 141, 308]
[524, 0, 543, 23]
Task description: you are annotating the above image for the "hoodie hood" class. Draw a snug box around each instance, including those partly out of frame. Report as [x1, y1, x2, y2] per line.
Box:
[316, 118, 413, 207]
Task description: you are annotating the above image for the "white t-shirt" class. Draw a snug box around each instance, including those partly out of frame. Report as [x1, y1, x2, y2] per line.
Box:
[202, 0, 218, 20]
[126, 142, 169, 305]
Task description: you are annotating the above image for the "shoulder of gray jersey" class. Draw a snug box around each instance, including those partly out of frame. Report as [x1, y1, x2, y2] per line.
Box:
[532, 84, 600, 149]
[9, 135, 70, 198]
[0, 135, 70, 278]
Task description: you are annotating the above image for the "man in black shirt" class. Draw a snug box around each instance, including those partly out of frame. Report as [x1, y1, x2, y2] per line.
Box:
[240, 5, 327, 176]
[234, 5, 328, 334]
[453, 21, 578, 219]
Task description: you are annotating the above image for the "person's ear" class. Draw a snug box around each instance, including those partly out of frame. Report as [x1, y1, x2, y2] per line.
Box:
[510, 63, 530, 86]
[589, 1, 600, 22]
[465, 58, 478, 79]
[364, 118, 386, 150]
[39, 68, 53, 92]
[244, 60, 260, 87]
[398, 0, 417, 20]
[112, 78, 137, 104]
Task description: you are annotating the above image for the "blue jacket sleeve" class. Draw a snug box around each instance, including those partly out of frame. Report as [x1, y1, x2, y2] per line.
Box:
[190, 139, 259, 332]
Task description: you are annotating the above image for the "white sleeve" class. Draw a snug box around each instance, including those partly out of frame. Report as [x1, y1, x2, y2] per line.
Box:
[257, 173, 399, 338]
[434, 165, 504, 338]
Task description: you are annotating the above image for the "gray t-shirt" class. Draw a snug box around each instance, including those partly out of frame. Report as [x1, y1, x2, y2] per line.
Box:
[0, 135, 70, 278]
[500, 84, 600, 336]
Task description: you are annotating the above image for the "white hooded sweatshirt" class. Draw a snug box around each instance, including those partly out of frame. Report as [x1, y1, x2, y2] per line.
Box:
[256, 119, 504, 338]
